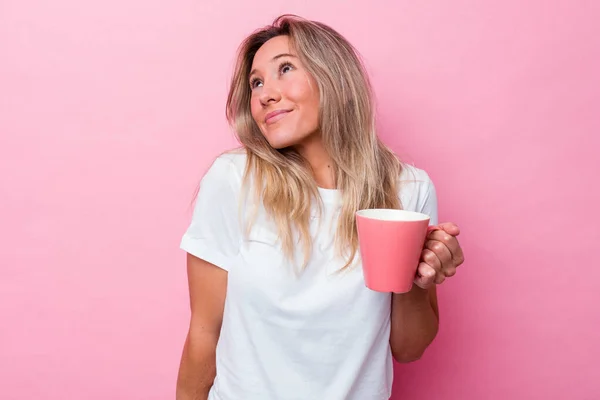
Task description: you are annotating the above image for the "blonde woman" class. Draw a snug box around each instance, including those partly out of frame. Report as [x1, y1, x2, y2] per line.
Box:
[176, 15, 465, 400]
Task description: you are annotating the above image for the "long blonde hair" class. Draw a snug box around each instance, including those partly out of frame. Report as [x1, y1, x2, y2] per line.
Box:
[226, 14, 403, 269]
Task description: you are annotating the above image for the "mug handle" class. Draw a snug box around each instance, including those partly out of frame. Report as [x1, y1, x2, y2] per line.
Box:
[427, 225, 441, 235]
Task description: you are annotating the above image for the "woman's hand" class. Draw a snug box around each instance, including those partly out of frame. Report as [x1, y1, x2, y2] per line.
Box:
[414, 223, 465, 289]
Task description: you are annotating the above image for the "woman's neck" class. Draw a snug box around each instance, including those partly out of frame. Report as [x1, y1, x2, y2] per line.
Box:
[294, 135, 336, 189]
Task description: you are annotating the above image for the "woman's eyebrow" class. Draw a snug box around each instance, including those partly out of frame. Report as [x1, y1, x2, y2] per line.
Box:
[249, 53, 297, 78]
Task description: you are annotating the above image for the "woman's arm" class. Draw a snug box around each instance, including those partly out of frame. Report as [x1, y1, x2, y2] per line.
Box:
[176, 253, 228, 400]
[389, 286, 439, 363]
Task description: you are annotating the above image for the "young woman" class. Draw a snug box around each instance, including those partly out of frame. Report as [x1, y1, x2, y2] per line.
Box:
[176, 14, 465, 400]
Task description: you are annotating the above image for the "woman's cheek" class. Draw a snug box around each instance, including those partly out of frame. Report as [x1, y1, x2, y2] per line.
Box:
[283, 77, 311, 102]
[250, 98, 262, 122]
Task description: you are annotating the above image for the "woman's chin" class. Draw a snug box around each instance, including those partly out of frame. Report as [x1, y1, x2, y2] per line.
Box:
[268, 141, 292, 150]
[263, 132, 296, 149]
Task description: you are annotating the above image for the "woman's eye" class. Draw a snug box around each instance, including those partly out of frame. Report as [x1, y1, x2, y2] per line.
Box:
[280, 63, 294, 74]
[250, 79, 262, 89]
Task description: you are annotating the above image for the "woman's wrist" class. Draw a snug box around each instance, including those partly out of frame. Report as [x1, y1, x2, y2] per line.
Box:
[393, 284, 431, 305]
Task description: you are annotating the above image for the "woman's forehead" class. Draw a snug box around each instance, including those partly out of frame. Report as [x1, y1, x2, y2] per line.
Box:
[251, 36, 294, 68]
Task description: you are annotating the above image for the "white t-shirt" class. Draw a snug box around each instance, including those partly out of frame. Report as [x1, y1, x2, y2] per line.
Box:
[180, 151, 438, 400]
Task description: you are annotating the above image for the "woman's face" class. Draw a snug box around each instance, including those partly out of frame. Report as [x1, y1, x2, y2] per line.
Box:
[249, 35, 320, 149]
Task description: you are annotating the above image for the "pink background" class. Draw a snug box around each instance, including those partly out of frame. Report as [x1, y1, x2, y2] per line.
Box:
[1, 0, 599, 399]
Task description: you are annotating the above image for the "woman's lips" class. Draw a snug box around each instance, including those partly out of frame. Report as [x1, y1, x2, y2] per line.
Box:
[265, 110, 291, 125]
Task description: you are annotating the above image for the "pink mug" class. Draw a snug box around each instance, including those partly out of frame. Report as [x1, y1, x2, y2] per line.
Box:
[356, 209, 439, 293]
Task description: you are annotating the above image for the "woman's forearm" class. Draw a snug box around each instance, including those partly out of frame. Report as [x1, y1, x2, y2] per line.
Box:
[389, 286, 439, 363]
[176, 332, 218, 400]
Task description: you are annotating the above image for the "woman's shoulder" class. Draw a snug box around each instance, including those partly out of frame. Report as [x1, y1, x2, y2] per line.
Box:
[203, 147, 248, 180]
[397, 162, 436, 211]
[398, 162, 434, 186]
[399, 164, 437, 219]
[213, 147, 248, 169]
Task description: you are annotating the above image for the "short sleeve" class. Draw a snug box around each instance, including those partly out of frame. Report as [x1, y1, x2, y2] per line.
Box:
[180, 156, 242, 271]
[417, 176, 439, 226]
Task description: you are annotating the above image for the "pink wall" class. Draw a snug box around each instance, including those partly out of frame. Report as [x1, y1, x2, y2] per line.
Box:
[1, 0, 598, 399]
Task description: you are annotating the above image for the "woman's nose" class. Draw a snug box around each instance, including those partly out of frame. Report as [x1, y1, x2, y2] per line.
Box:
[259, 81, 282, 106]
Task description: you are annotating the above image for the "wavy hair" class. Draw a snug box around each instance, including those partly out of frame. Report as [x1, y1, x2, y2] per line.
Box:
[226, 14, 403, 270]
